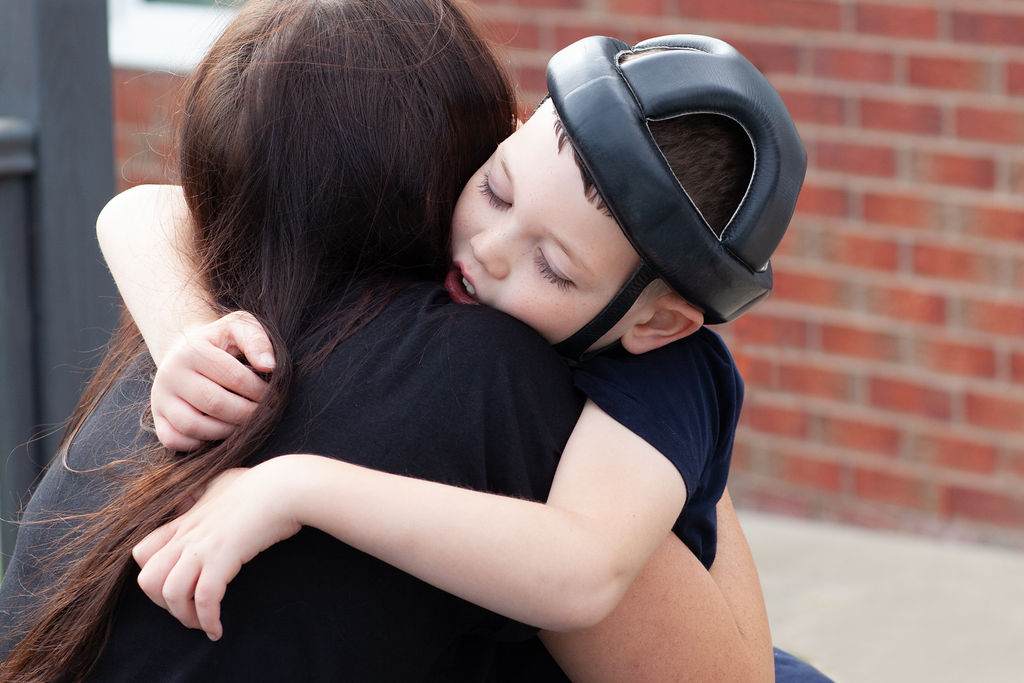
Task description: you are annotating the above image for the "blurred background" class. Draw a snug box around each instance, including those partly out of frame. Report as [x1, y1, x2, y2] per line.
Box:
[3, 0, 1023, 561]
[3, 2, 1023, 679]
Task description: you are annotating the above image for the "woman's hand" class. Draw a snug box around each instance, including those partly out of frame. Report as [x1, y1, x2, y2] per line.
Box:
[152, 311, 275, 451]
[132, 460, 304, 641]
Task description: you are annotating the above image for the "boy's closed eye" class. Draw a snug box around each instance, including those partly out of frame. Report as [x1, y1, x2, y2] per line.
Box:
[534, 250, 574, 291]
[479, 173, 511, 210]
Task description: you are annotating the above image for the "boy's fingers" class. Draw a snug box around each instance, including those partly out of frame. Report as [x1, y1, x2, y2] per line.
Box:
[194, 566, 232, 641]
[162, 554, 202, 631]
[157, 398, 237, 444]
[153, 415, 203, 452]
[133, 523, 178, 568]
[177, 373, 260, 425]
[212, 311, 276, 374]
[137, 543, 182, 612]
[229, 316, 276, 374]
[191, 345, 268, 404]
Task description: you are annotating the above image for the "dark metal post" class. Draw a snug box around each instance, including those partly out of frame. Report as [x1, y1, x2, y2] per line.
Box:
[0, 119, 39, 571]
[0, 0, 117, 568]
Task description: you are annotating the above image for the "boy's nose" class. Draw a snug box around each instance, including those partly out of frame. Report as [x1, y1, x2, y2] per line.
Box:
[470, 229, 510, 280]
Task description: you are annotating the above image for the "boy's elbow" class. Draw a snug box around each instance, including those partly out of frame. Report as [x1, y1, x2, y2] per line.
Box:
[97, 185, 142, 245]
[557, 591, 623, 632]
[96, 184, 171, 251]
[543, 564, 631, 632]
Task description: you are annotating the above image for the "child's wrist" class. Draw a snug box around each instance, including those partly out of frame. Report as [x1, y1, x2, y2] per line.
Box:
[260, 454, 320, 528]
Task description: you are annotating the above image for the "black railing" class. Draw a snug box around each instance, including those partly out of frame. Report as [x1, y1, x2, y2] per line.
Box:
[0, 0, 117, 569]
[0, 118, 40, 573]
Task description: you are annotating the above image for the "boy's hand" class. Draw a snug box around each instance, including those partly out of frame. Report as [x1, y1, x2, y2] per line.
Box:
[132, 460, 304, 641]
[152, 311, 276, 451]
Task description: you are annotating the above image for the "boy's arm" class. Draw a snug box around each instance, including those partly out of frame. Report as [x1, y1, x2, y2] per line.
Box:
[96, 184, 214, 364]
[134, 401, 687, 635]
[136, 462, 771, 680]
[540, 488, 774, 682]
[98, 186, 273, 449]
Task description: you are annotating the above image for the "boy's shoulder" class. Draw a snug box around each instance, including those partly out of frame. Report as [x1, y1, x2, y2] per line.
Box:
[571, 326, 743, 430]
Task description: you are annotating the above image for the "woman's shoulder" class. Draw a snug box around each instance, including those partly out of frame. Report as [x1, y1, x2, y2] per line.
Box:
[65, 354, 157, 471]
[382, 283, 566, 370]
[278, 284, 581, 497]
[304, 282, 575, 414]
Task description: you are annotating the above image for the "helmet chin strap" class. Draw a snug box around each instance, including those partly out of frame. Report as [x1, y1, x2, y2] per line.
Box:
[553, 262, 658, 362]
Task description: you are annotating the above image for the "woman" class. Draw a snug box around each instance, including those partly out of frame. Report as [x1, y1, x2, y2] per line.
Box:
[0, 0, 771, 680]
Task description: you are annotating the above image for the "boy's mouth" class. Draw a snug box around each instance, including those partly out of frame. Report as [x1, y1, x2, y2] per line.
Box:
[445, 266, 480, 305]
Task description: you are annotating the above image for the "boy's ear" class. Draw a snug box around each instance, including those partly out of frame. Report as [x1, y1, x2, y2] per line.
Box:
[619, 292, 704, 355]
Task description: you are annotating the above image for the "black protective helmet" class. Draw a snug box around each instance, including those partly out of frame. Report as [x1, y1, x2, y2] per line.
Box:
[547, 35, 806, 360]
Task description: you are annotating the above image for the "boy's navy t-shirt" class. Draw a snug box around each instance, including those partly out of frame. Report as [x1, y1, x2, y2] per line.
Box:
[571, 327, 743, 569]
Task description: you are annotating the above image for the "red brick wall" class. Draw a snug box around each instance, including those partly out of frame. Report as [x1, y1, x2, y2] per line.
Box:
[112, 69, 184, 191]
[111, 0, 1024, 548]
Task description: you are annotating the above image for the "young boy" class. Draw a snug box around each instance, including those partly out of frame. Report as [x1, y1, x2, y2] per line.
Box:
[105, 34, 804, 653]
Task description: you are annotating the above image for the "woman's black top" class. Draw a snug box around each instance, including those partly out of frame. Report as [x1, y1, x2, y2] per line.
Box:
[0, 283, 582, 681]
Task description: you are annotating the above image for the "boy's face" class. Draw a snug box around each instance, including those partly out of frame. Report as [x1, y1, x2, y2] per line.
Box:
[447, 101, 641, 345]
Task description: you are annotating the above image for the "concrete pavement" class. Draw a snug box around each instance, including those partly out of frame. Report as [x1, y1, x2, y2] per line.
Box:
[741, 511, 1024, 683]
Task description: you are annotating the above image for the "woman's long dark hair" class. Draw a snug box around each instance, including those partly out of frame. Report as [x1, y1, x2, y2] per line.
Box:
[1, 0, 516, 679]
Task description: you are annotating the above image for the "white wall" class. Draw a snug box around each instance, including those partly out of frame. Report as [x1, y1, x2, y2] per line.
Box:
[107, 0, 239, 72]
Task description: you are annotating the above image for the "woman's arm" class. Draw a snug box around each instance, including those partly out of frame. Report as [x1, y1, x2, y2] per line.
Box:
[135, 403, 686, 637]
[541, 489, 773, 682]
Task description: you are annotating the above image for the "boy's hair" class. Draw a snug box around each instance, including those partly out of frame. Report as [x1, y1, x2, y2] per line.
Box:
[555, 114, 754, 235]
[555, 43, 756, 238]
[648, 115, 754, 236]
